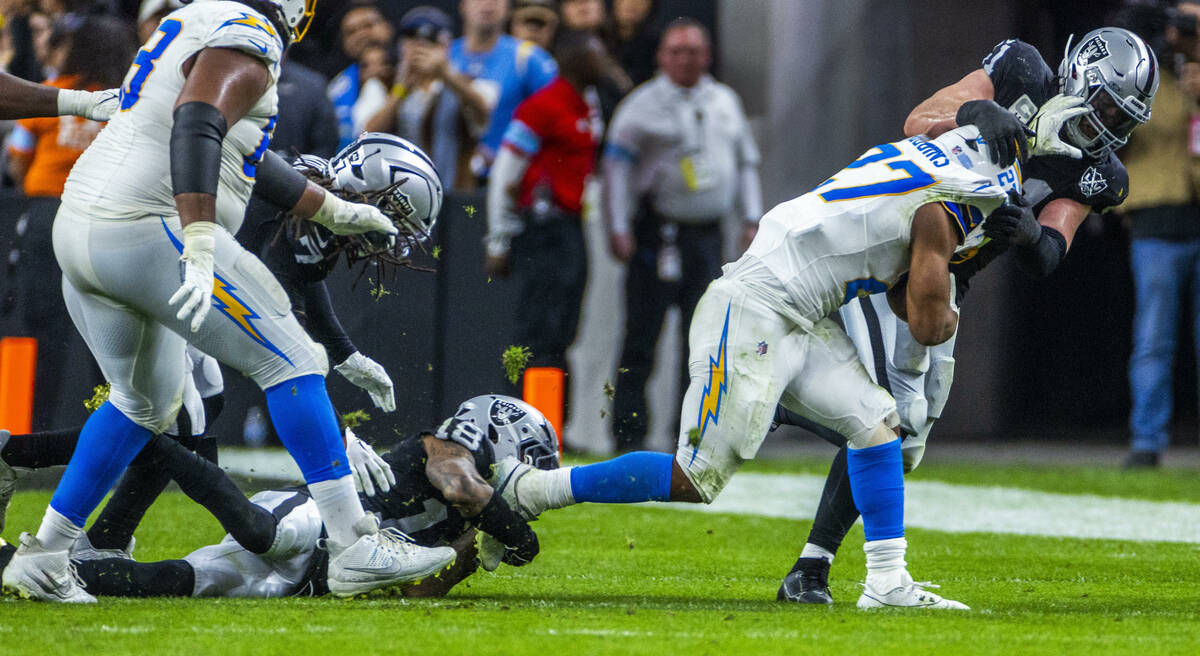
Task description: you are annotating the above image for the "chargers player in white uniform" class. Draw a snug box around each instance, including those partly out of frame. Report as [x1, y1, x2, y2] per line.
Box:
[492, 118, 1085, 609]
[2, 0, 456, 603]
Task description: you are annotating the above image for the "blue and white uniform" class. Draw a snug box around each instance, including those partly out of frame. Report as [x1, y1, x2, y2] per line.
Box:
[55, 0, 325, 434]
[677, 126, 1019, 501]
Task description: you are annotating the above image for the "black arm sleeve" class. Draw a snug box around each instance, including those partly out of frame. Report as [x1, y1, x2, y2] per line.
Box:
[1013, 225, 1067, 278]
[171, 101, 227, 196]
[252, 149, 308, 210]
[301, 279, 357, 364]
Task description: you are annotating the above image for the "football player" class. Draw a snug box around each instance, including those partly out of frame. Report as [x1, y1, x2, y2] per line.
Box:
[0, 132, 442, 557]
[1, 0, 458, 603]
[777, 28, 1159, 605]
[486, 114, 1085, 609]
[0, 396, 557, 599]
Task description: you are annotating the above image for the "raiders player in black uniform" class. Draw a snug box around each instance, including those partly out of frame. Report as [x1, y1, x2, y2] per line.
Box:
[0, 395, 557, 598]
[776, 27, 1160, 605]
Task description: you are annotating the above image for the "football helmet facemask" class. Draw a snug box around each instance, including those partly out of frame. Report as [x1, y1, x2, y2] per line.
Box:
[451, 395, 560, 471]
[329, 132, 444, 242]
[1058, 27, 1159, 159]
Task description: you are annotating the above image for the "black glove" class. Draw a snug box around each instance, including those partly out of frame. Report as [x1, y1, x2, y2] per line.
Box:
[955, 100, 1034, 168]
[474, 494, 540, 567]
[982, 191, 1041, 249]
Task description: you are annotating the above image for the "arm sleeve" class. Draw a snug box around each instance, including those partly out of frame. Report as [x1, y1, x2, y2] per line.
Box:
[485, 145, 531, 256]
[601, 102, 642, 235]
[300, 279, 358, 364]
[1013, 225, 1067, 278]
[251, 149, 308, 210]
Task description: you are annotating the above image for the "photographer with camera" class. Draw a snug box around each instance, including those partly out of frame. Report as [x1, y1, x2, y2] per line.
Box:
[1117, 2, 1200, 468]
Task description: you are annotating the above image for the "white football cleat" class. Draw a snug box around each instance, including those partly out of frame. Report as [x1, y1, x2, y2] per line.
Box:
[2, 533, 96, 603]
[326, 514, 456, 598]
[856, 569, 969, 610]
[70, 533, 135, 562]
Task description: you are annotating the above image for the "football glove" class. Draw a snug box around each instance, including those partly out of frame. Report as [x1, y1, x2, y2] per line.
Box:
[57, 88, 120, 121]
[955, 99, 1034, 168]
[311, 190, 399, 238]
[501, 527, 539, 567]
[1027, 94, 1091, 160]
[344, 427, 395, 496]
[982, 191, 1040, 249]
[334, 352, 396, 413]
[168, 222, 217, 333]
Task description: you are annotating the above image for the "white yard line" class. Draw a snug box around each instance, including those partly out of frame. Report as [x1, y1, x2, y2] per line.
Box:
[220, 450, 1200, 544]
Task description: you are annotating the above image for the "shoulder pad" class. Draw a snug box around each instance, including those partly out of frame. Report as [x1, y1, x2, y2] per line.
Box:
[203, 7, 284, 67]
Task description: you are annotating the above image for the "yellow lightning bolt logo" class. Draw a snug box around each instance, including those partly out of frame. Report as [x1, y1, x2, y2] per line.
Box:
[696, 303, 731, 443]
[221, 12, 277, 37]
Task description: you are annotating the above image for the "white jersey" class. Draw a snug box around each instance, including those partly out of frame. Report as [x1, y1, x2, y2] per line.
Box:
[736, 126, 1021, 323]
[63, 0, 284, 234]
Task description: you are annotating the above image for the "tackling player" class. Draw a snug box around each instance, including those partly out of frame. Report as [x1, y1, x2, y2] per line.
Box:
[777, 28, 1159, 605]
[2, 0, 457, 603]
[486, 118, 1074, 609]
[0, 396, 557, 599]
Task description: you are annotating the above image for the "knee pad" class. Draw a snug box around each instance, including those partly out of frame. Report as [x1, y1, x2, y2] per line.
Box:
[844, 410, 900, 450]
[108, 385, 185, 435]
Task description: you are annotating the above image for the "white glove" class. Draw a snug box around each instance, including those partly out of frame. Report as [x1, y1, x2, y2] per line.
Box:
[57, 88, 120, 121]
[310, 190, 399, 237]
[345, 427, 395, 496]
[334, 352, 396, 413]
[168, 222, 216, 333]
[1027, 94, 1092, 160]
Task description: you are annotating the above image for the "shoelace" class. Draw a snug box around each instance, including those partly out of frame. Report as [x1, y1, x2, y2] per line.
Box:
[58, 561, 88, 596]
[378, 527, 421, 553]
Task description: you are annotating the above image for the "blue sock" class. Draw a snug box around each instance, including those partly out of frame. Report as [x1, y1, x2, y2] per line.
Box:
[569, 452, 674, 503]
[846, 440, 905, 541]
[50, 402, 152, 527]
[265, 375, 351, 484]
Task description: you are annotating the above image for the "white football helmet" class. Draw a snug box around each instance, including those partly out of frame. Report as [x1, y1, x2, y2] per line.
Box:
[330, 132, 444, 240]
[187, 0, 316, 44]
[1058, 27, 1159, 158]
[451, 395, 559, 471]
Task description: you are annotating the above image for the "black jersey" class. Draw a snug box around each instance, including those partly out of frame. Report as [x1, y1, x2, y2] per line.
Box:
[981, 39, 1129, 213]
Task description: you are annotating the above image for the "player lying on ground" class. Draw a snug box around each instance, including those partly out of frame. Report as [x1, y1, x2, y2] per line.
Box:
[1, 0, 462, 604]
[0, 132, 443, 554]
[487, 117, 1090, 609]
[773, 27, 1160, 605]
[0, 396, 557, 599]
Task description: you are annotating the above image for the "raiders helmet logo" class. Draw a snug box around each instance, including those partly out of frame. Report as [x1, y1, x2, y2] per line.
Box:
[1079, 166, 1108, 197]
[1077, 35, 1111, 66]
[490, 399, 527, 426]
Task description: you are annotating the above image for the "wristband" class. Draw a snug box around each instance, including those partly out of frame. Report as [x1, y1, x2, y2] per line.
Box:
[181, 221, 217, 266]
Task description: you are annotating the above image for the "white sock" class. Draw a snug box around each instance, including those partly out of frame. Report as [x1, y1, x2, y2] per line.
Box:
[541, 467, 576, 509]
[307, 476, 367, 548]
[800, 542, 835, 564]
[34, 506, 82, 552]
[863, 536, 907, 576]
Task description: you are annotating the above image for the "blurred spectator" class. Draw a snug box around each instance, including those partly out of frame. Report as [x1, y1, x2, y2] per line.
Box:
[135, 0, 181, 43]
[5, 13, 134, 430]
[603, 18, 762, 452]
[609, 0, 658, 85]
[559, 0, 604, 33]
[509, 0, 557, 51]
[366, 5, 491, 190]
[451, 0, 557, 179]
[274, 56, 340, 159]
[328, 1, 395, 150]
[1, 0, 42, 81]
[484, 31, 620, 414]
[1117, 2, 1200, 468]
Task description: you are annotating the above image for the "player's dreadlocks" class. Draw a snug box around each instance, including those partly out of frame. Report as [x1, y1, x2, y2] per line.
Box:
[277, 158, 433, 289]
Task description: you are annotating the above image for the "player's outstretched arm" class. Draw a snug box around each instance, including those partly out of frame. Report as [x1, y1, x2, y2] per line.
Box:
[904, 69, 994, 138]
[904, 203, 960, 346]
[254, 150, 398, 237]
[0, 71, 117, 121]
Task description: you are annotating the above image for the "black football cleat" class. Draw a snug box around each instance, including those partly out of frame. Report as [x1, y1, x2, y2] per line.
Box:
[777, 557, 833, 605]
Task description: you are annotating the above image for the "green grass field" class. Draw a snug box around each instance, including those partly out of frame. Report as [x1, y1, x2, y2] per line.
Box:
[2, 460, 1199, 656]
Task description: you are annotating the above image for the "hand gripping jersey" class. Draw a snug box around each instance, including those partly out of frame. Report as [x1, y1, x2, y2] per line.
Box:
[740, 126, 1020, 324]
[982, 39, 1130, 212]
[62, 0, 284, 234]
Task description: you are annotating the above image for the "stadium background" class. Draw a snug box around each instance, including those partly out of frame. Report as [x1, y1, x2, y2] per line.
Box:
[0, 0, 1174, 452]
